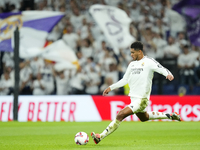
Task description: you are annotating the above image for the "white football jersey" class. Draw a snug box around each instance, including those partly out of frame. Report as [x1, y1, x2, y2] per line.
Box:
[110, 56, 172, 99]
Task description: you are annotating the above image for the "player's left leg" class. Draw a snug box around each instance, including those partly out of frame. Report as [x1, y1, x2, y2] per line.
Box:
[91, 97, 149, 144]
[101, 106, 133, 137]
[91, 106, 133, 144]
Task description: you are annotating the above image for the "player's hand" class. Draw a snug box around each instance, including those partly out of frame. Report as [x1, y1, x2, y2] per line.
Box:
[103, 87, 111, 96]
[166, 74, 174, 81]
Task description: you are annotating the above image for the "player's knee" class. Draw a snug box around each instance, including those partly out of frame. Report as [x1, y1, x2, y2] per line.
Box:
[140, 114, 149, 122]
[116, 111, 125, 121]
[140, 118, 148, 122]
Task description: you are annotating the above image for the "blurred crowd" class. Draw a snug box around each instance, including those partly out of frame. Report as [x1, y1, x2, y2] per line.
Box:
[0, 0, 200, 96]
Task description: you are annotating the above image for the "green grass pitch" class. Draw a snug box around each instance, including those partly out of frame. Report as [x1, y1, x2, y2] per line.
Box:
[0, 121, 200, 150]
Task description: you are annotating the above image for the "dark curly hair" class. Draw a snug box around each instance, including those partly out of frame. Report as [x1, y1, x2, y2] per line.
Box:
[130, 41, 143, 51]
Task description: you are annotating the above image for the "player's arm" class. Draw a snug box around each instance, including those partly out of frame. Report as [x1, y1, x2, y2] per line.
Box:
[150, 58, 174, 81]
[103, 63, 131, 96]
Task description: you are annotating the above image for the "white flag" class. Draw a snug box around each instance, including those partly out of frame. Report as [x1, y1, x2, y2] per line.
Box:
[42, 40, 79, 68]
[54, 61, 76, 72]
[89, 4, 135, 54]
[19, 39, 79, 68]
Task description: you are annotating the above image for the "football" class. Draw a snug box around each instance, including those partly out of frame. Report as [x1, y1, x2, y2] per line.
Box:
[74, 132, 89, 145]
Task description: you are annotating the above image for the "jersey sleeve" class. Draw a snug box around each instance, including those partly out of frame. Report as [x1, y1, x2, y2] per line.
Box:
[150, 58, 172, 77]
[109, 62, 132, 90]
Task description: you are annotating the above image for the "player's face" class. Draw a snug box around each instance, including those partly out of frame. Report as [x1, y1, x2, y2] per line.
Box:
[130, 48, 140, 61]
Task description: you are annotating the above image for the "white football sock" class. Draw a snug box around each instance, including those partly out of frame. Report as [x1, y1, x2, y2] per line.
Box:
[100, 119, 121, 140]
[148, 111, 170, 120]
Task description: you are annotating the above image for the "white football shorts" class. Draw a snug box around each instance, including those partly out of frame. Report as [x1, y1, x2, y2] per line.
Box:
[127, 97, 149, 113]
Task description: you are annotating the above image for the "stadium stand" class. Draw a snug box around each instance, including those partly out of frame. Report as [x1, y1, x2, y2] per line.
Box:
[0, 0, 200, 95]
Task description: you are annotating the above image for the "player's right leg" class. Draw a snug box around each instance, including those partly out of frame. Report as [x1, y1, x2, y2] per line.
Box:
[170, 112, 181, 121]
[147, 111, 181, 121]
[91, 106, 133, 144]
[136, 112, 181, 121]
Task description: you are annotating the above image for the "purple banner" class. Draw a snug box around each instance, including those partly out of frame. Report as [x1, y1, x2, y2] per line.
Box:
[172, 0, 200, 46]
[0, 11, 64, 52]
[0, 12, 21, 19]
[0, 39, 13, 52]
[23, 15, 63, 32]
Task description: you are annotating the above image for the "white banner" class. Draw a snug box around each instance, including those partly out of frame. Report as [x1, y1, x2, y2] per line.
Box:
[0, 96, 101, 122]
[89, 4, 135, 54]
